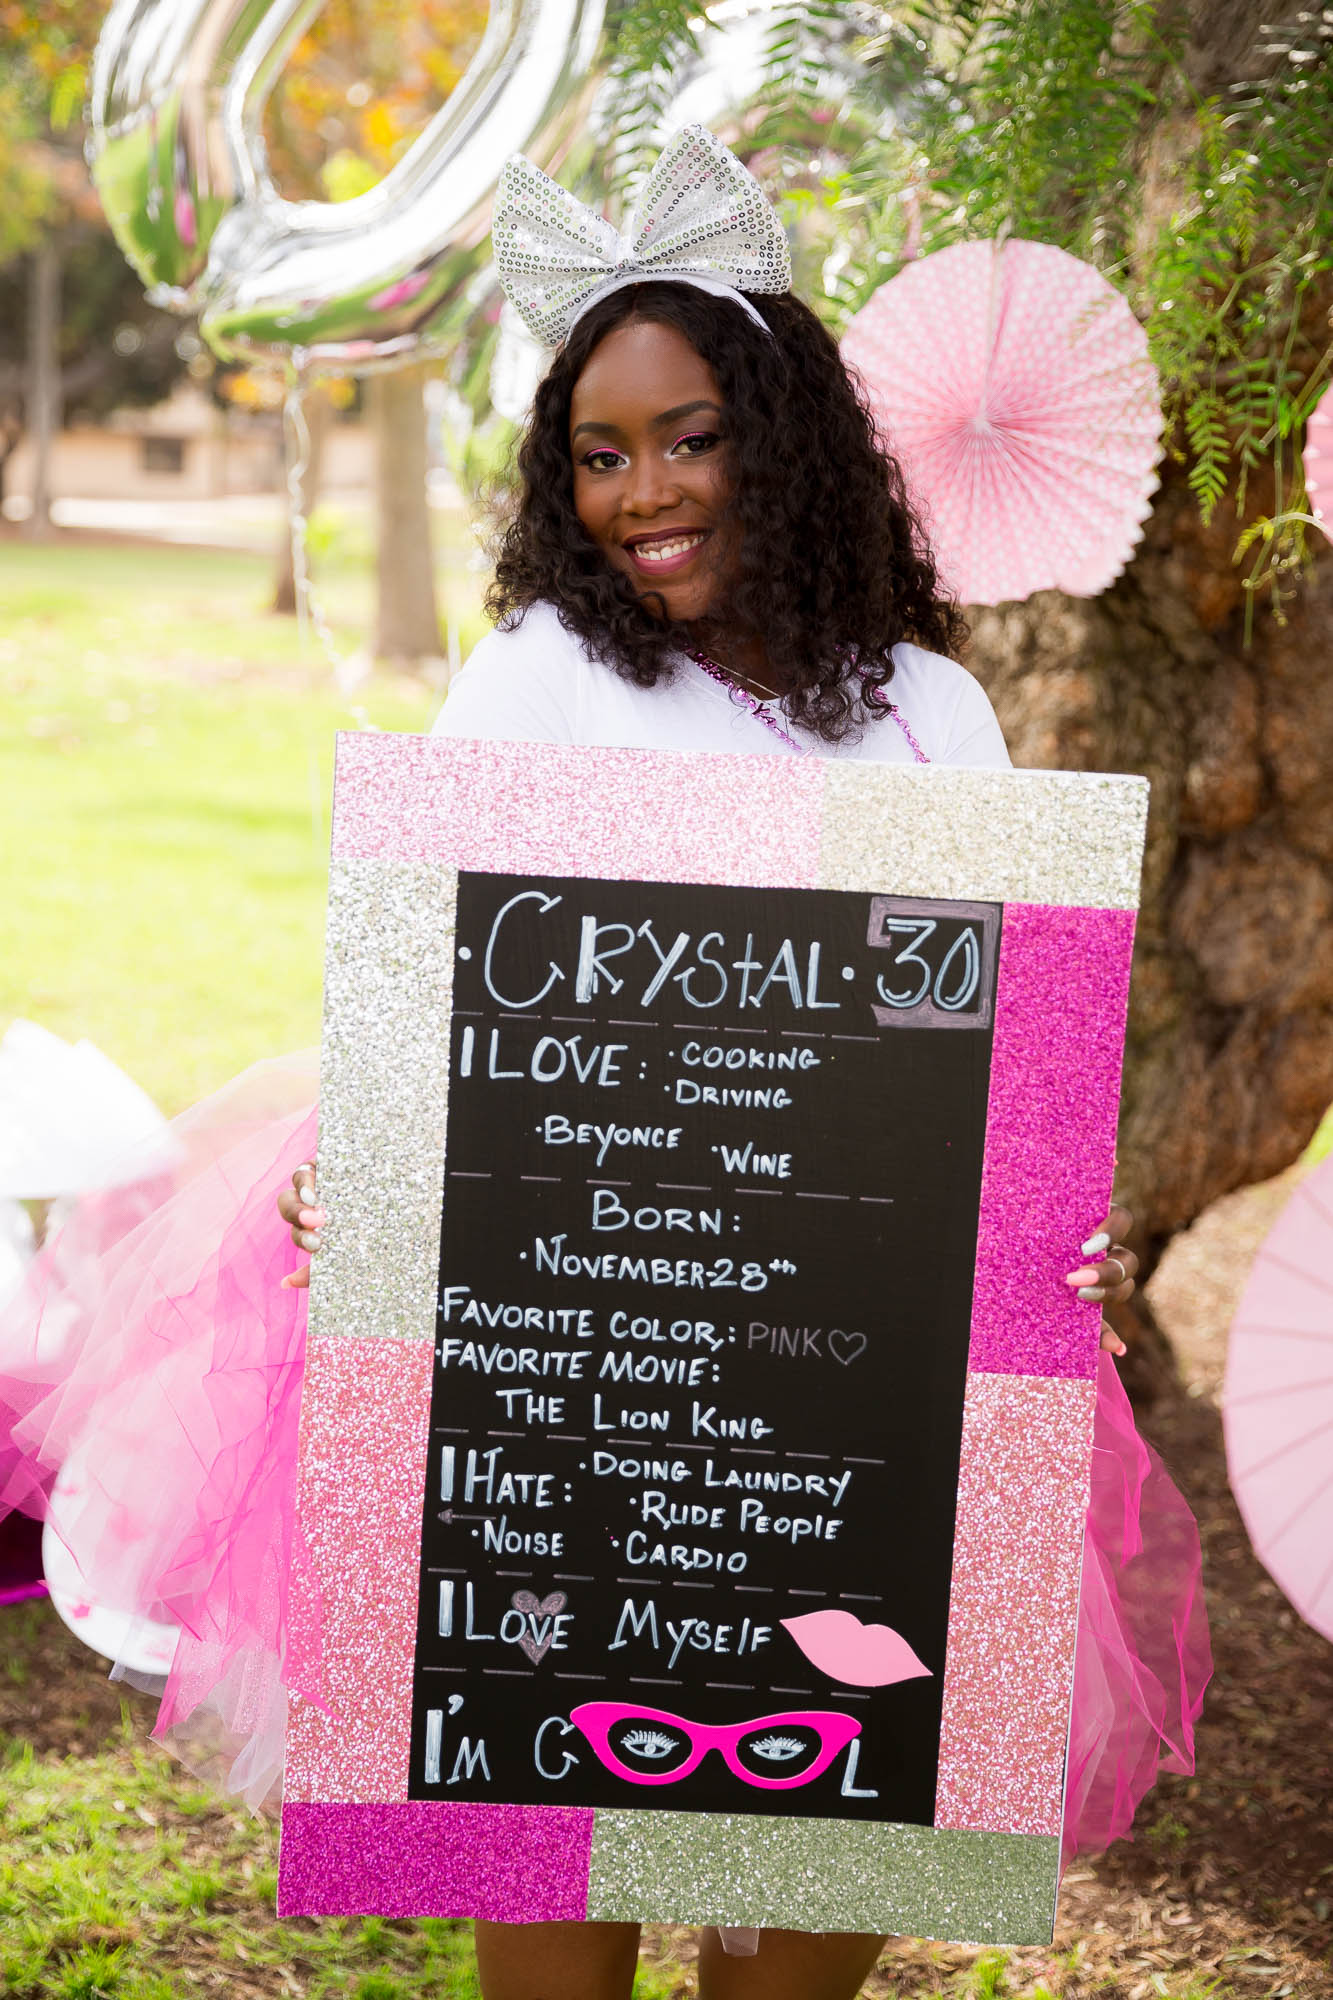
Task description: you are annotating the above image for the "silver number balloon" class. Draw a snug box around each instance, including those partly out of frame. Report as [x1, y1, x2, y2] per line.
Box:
[89, 0, 608, 369]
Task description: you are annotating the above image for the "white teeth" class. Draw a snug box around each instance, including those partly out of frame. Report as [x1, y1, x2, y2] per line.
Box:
[635, 534, 704, 562]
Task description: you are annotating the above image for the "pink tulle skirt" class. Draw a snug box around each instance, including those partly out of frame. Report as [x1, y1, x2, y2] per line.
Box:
[0, 1058, 1211, 1862]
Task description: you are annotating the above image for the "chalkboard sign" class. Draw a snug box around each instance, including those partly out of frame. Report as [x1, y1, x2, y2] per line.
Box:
[411, 872, 998, 1826]
[279, 735, 1148, 1947]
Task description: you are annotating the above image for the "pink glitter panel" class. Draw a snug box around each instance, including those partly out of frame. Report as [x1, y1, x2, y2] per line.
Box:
[285, 1334, 432, 1804]
[969, 904, 1136, 1380]
[277, 1802, 593, 1920]
[935, 1372, 1096, 1835]
[330, 733, 825, 887]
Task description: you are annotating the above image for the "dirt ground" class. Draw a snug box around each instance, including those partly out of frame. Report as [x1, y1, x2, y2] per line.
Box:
[4, 1168, 1330, 1999]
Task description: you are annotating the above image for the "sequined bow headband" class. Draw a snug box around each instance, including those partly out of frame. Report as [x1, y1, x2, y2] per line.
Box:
[492, 124, 792, 349]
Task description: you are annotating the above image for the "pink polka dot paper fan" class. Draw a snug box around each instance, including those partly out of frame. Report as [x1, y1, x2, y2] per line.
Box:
[1303, 382, 1333, 541]
[841, 239, 1164, 606]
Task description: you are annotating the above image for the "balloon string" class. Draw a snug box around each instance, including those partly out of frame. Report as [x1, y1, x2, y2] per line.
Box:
[284, 386, 312, 650]
[282, 381, 372, 704]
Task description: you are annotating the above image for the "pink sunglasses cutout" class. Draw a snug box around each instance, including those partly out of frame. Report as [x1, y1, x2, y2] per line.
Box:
[570, 1701, 861, 1790]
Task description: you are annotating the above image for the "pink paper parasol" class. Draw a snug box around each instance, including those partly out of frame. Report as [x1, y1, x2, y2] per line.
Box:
[1303, 382, 1333, 542]
[841, 238, 1163, 606]
[1224, 1154, 1333, 1643]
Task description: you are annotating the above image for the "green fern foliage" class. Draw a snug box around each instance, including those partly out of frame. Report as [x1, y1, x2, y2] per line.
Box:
[604, 0, 1333, 618]
[1184, 391, 1230, 518]
[603, 0, 708, 193]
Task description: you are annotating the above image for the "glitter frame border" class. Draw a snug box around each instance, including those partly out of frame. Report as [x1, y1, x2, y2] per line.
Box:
[279, 734, 1146, 1942]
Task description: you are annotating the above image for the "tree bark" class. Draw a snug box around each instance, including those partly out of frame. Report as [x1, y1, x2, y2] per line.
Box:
[371, 364, 441, 665]
[25, 240, 60, 540]
[964, 472, 1333, 1396]
[0, 404, 21, 508]
[272, 384, 334, 615]
[960, 0, 1332, 1398]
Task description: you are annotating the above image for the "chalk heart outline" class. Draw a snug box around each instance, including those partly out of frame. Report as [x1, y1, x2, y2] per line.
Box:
[828, 1328, 867, 1366]
[511, 1589, 568, 1665]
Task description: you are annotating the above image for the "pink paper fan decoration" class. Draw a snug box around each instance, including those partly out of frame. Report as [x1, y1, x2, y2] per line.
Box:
[1303, 382, 1333, 541]
[841, 238, 1163, 606]
[1224, 1154, 1333, 1644]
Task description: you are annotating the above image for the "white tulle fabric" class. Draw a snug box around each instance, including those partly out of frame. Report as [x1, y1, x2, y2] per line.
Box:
[492, 122, 792, 347]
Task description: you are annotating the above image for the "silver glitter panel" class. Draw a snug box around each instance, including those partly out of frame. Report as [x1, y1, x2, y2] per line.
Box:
[586, 1811, 1058, 1944]
[818, 767, 1148, 910]
[310, 858, 457, 1344]
[493, 123, 792, 347]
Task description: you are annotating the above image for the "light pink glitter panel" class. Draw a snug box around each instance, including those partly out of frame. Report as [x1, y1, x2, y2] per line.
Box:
[969, 903, 1137, 1381]
[330, 732, 826, 887]
[284, 1334, 433, 1805]
[935, 1372, 1097, 1836]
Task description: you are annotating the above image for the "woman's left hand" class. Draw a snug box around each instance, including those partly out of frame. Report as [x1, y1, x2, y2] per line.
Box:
[1065, 1203, 1138, 1356]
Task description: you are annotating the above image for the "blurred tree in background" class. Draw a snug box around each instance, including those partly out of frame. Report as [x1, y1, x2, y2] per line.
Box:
[0, 0, 488, 659]
[0, 0, 190, 525]
[259, 0, 487, 657]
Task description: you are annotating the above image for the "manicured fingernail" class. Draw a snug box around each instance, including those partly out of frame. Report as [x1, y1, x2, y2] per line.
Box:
[299, 1207, 327, 1228]
[1066, 1266, 1100, 1286]
[280, 1272, 295, 1289]
[1081, 1232, 1110, 1257]
[1078, 1285, 1104, 1302]
[298, 1229, 323, 1252]
[299, 1184, 316, 1206]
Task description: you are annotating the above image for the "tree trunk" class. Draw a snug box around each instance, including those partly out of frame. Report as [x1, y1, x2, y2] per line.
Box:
[372, 364, 441, 665]
[25, 241, 60, 540]
[959, 0, 1331, 1399]
[272, 384, 334, 615]
[965, 471, 1333, 1396]
[0, 410, 20, 508]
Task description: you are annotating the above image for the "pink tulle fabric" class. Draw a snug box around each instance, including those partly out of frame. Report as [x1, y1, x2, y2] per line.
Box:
[1065, 1352, 1212, 1859]
[0, 1058, 1210, 1855]
[0, 1058, 323, 1808]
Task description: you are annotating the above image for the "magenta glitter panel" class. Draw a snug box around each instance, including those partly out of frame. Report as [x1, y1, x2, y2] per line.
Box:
[967, 904, 1137, 1381]
[284, 1335, 432, 1804]
[330, 731, 826, 886]
[934, 1373, 1096, 1835]
[278, 1802, 594, 1921]
[283, 736, 1147, 1944]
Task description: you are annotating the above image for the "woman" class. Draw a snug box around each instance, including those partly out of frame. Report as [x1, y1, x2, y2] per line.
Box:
[278, 129, 1202, 2000]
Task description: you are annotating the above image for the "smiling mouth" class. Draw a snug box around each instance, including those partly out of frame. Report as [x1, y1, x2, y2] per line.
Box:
[623, 529, 711, 575]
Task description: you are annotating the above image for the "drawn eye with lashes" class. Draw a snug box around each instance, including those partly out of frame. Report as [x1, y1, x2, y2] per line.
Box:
[748, 1734, 808, 1762]
[621, 1728, 681, 1758]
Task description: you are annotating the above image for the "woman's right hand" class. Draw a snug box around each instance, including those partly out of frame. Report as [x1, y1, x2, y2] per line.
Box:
[277, 1160, 326, 1290]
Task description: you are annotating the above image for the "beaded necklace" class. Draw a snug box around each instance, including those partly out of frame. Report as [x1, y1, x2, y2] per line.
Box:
[689, 652, 930, 765]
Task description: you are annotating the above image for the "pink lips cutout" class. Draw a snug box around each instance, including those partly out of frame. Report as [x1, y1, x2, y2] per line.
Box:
[781, 1608, 933, 1687]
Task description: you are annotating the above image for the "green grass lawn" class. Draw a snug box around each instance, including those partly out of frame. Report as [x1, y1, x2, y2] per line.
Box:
[2, 1708, 486, 2000]
[0, 535, 473, 1114]
[0, 1607, 687, 2000]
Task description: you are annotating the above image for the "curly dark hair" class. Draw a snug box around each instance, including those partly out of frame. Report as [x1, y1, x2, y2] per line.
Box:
[487, 282, 966, 742]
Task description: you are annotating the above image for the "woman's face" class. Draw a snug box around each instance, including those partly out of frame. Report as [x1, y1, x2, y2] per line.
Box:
[569, 317, 733, 623]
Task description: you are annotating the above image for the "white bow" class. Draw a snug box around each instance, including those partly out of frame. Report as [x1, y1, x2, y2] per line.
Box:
[492, 124, 792, 348]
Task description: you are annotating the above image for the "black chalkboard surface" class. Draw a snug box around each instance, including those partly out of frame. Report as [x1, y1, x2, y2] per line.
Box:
[408, 870, 1000, 1828]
